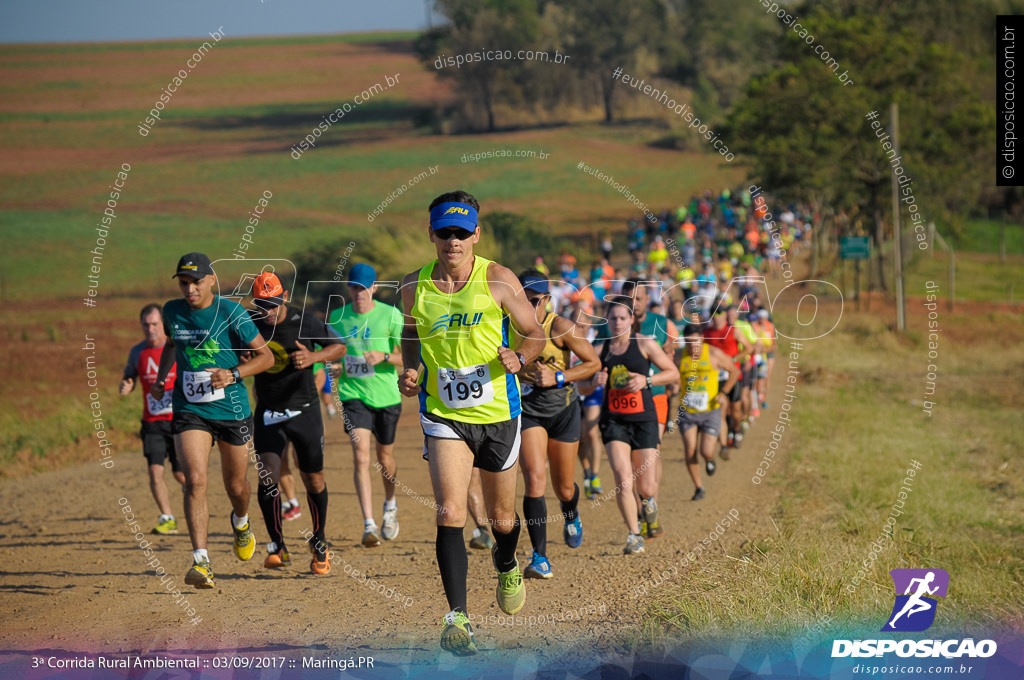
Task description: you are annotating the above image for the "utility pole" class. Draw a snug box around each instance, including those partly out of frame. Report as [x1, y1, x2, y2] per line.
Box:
[891, 102, 906, 332]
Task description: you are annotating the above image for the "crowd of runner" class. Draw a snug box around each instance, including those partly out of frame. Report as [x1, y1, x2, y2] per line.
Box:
[118, 186, 811, 655]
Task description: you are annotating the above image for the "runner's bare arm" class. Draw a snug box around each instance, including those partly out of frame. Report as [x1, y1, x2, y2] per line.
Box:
[210, 333, 273, 388]
[710, 345, 740, 395]
[487, 262, 544, 372]
[550, 316, 601, 384]
[639, 337, 680, 387]
[292, 340, 345, 368]
[664, 319, 680, 355]
[119, 374, 134, 395]
[576, 342, 606, 396]
[398, 270, 421, 396]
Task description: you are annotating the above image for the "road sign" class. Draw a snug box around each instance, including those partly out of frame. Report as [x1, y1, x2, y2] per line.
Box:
[840, 236, 870, 260]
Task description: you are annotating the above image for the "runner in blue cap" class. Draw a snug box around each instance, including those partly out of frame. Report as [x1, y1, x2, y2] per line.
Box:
[328, 262, 405, 547]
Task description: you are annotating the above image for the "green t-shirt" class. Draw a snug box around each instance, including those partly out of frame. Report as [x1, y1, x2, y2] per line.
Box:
[639, 312, 671, 397]
[328, 301, 403, 408]
[162, 296, 260, 420]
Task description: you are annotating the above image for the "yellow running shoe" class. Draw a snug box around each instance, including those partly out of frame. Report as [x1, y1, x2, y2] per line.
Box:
[152, 516, 178, 535]
[184, 558, 215, 589]
[440, 610, 477, 656]
[231, 515, 256, 561]
[493, 554, 525, 615]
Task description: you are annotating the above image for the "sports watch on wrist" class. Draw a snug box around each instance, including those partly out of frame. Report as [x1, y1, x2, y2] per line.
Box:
[231, 367, 242, 384]
[555, 371, 565, 388]
[516, 352, 527, 369]
[646, 375, 653, 389]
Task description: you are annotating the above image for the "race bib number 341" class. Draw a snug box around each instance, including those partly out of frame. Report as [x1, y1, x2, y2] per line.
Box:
[182, 370, 222, 403]
[438, 364, 494, 409]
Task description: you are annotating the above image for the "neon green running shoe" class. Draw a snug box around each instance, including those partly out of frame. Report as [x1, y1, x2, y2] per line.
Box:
[440, 610, 477, 656]
[152, 516, 178, 535]
[231, 515, 256, 561]
[184, 558, 215, 589]
[493, 554, 525, 615]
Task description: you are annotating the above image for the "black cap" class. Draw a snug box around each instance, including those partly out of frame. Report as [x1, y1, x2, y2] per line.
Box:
[172, 252, 215, 279]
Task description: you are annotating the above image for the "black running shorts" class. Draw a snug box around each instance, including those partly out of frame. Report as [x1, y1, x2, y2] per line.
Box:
[598, 418, 660, 450]
[420, 412, 521, 473]
[521, 401, 581, 443]
[341, 399, 402, 446]
[252, 404, 325, 474]
[141, 420, 180, 471]
[172, 410, 252, 447]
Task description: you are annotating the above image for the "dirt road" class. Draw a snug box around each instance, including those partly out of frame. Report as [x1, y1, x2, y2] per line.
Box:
[1, 359, 790, 673]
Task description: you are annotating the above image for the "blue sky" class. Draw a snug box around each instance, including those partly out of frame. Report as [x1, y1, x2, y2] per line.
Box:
[0, 0, 441, 43]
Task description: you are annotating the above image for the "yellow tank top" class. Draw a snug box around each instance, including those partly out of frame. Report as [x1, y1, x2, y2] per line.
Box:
[515, 313, 569, 371]
[412, 256, 520, 423]
[679, 343, 719, 413]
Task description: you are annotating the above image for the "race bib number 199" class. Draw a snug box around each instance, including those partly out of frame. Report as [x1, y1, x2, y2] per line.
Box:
[438, 364, 494, 409]
[182, 370, 222, 403]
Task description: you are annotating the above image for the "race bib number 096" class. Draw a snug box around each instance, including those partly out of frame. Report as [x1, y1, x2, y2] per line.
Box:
[182, 371, 222, 403]
[438, 364, 494, 409]
[608, 388, 643, 415]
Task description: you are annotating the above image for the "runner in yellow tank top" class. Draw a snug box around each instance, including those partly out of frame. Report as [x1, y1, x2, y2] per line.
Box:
[398, 190, 544, 656]
[511, 270, 600, 579]
[677, 323, 739, 501]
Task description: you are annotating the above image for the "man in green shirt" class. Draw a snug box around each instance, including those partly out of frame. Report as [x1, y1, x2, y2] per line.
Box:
[327, 263, 404, 547]
[152, 252, 274, 589]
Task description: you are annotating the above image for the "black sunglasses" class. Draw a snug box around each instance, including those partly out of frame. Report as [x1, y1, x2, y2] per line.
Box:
[527, 295, 548, 307]
[435, 226, 475, 241]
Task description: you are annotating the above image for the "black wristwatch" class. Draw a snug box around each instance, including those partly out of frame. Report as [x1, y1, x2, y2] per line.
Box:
[384, 352, 390, 362]
[231, 367, 241, 384]
[516, 352, 527, 369]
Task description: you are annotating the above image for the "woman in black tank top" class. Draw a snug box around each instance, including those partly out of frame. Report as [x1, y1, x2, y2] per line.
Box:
[578, 296, 679, 555]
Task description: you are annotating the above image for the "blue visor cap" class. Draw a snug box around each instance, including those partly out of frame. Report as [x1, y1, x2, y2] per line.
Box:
[520, 274, 550, 294]
[430, 202, 478, 231]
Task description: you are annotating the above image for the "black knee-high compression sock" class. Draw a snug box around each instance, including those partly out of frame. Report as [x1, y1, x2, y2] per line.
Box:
[523, 496, 547, 556]
[560, 483, 580, 523]
[492, 514, 521, 573]
[306, 486, 328, 549]
[436, 525, 468, 614]
[258, 483, 283, 548]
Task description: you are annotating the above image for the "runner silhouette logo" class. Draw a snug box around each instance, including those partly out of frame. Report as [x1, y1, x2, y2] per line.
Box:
[881, 568, 949, 632]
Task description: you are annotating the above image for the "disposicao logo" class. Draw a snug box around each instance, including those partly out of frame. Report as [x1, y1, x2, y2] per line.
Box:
[442, 206, 469, 216]
[831, 568, 997, 659]
[882, 568, 948, 632]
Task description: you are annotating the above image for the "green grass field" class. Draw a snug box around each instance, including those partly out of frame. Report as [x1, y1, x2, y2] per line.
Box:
[640, 311, 1024, 642]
